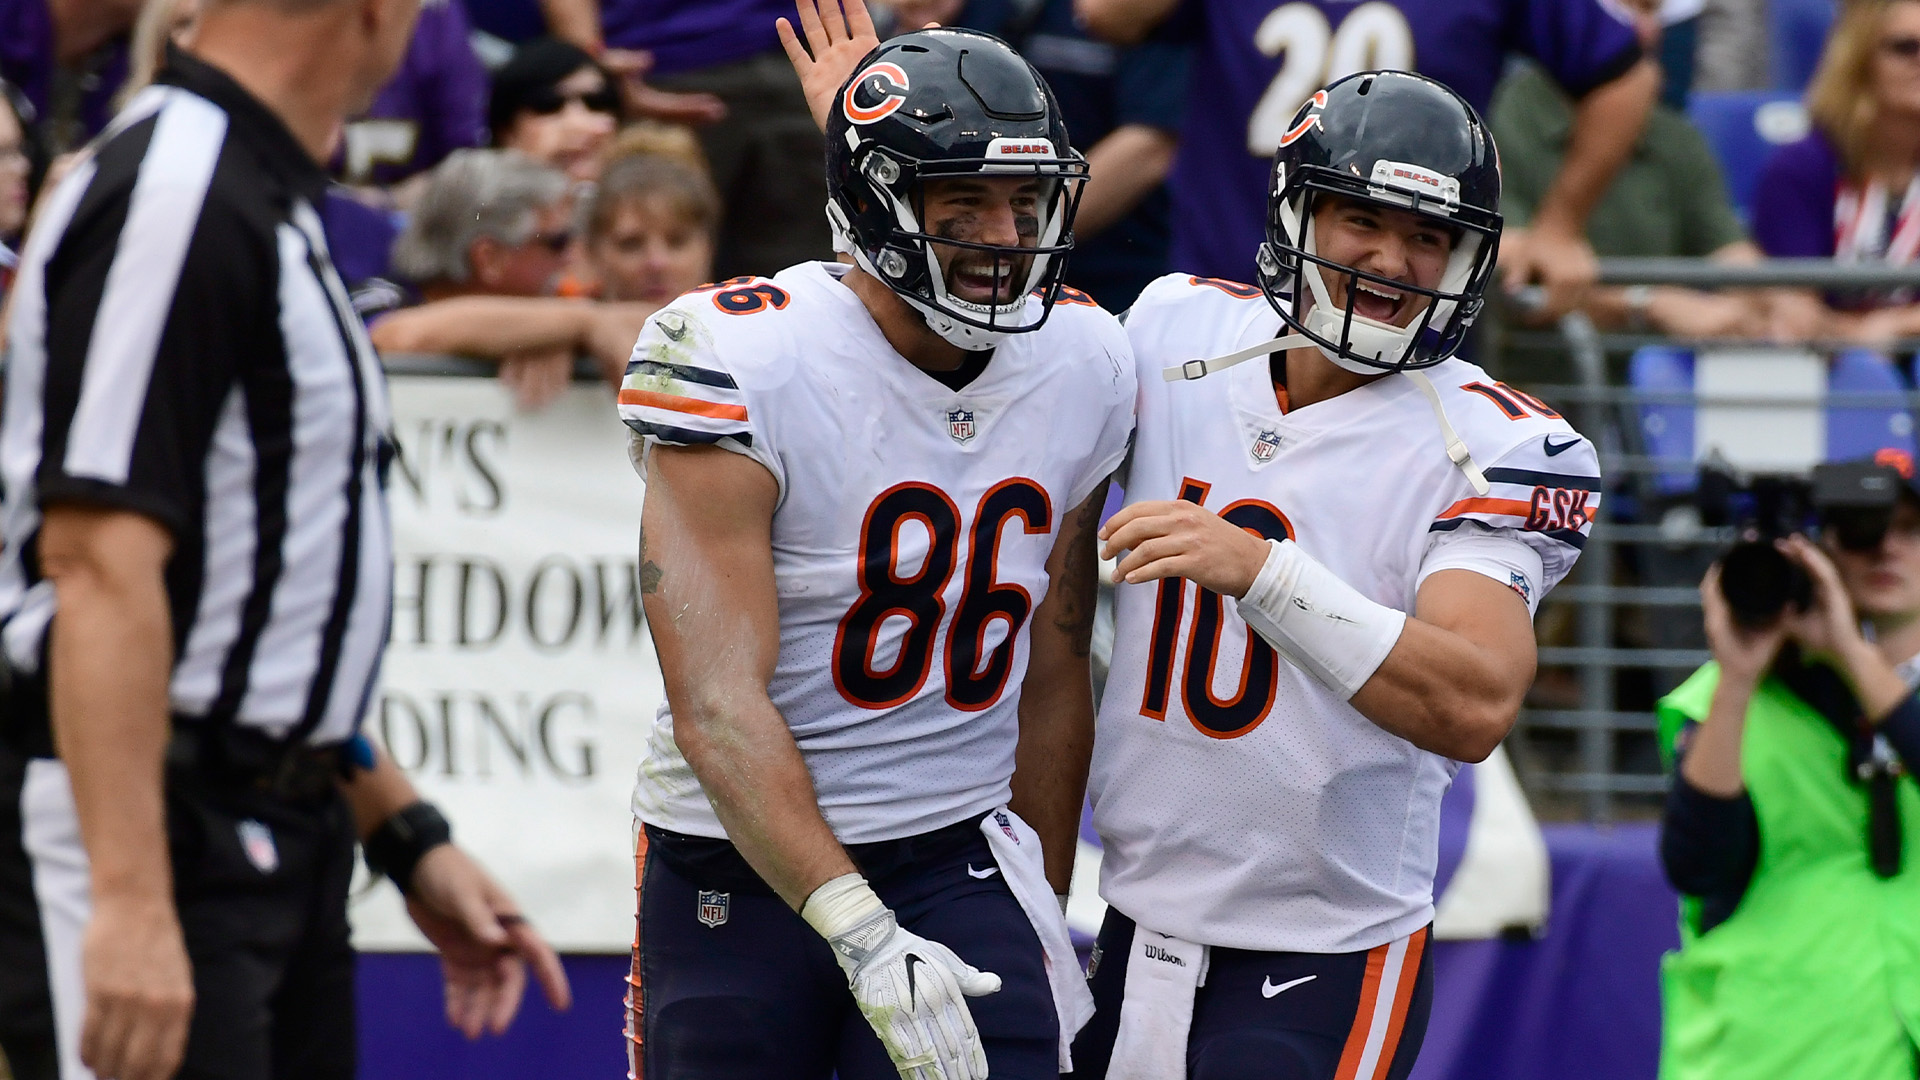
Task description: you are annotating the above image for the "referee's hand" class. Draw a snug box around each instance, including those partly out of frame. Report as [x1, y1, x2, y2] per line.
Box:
[403, 845, 574, 1038]
[79, 893, 194, 1080]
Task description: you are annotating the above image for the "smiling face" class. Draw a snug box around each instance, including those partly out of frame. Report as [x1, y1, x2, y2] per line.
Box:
[919, 175, 1046, 308]
[1304, 194, 1456, 329]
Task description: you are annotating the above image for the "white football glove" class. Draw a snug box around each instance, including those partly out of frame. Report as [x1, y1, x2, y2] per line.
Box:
[802, 873, 1001, 1080]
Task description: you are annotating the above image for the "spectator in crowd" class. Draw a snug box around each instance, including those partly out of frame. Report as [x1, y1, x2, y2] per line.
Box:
[0, 0, 138, 152]
[581, 149, 716, 304]
[488, 37, 621, 184]
[1755, 0, 1920, 346]
[365, 149, 648, 407]
[1492, 0, 1766, 342]
[1070, 0, 1659, 320]
[0, 79, 36, 303]
[927, 0, 1188, 311]
[334, 0, 489, 195]
[1657, 454, 1920, 1079]
[543, 0, 831, 278]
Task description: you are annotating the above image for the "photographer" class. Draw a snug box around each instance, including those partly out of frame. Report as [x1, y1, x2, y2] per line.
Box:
[1657, 457, 1920, 1079]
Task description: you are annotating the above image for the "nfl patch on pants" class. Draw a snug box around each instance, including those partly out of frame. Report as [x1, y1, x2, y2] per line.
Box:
[697, 890, 730, 928]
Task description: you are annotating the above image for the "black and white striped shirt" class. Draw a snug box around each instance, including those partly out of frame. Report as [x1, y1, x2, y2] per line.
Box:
[0, 50, 393, 752]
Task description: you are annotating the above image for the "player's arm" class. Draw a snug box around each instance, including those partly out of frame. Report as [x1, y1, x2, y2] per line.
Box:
[640, 443, 856, 909]
[1011, 480, 1107, 895]
[1101, 502, 1535, 761]
[1343, 572, 1535, 761]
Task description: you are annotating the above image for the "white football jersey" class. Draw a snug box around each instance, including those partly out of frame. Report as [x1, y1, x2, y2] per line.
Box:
[1092, 274, 1599, 953]
[621, 262, 1135, 844]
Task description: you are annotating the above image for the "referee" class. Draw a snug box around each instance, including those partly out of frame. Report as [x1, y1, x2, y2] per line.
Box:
[0, 0, 570, 1077]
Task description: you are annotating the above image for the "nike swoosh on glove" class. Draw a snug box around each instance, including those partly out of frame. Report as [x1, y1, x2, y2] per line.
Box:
[803, 873, 1001, 1079]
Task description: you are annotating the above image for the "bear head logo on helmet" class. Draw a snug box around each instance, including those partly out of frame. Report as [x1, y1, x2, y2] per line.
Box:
[826, 29, 1090, 351]
[1255, 70, 1503, 375]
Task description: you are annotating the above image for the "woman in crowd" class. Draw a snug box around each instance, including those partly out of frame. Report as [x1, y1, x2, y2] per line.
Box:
[580, 147, 716, 306]
[1755, 0, 1920, 343]
[0, 81, 37, 302]
[488, 38, 622, 184]
[1658, 453, 1920, 1079]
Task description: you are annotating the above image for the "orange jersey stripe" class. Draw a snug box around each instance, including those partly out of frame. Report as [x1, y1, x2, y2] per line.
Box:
[1334, 942, 1391, 1080]
[619, 388, 748, 422]
[1373, 928, 1430, 1074]
[1436, 496, 1533, 521]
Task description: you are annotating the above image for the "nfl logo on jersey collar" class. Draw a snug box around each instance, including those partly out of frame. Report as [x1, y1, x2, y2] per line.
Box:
[697, 890, 730, 928]
[946, 406, 976, 444]
[1251, 428, 1282, 463]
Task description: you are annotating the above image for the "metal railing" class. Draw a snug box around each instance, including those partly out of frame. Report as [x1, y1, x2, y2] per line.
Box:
[1509, 259, 1920, 820]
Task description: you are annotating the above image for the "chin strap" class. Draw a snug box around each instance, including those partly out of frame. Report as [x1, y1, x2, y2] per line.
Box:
[1162, 334, 1313, 382]
[1407, 369, 1490, 495]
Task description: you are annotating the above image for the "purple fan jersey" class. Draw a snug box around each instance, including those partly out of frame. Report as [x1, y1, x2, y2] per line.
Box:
[1167, 0, 1640, 281]
[335, 0, 487, 186]
[600, 0, 786, 75]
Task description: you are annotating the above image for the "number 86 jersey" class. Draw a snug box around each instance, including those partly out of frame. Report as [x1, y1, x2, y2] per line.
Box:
[620, 262, 1135, 845]
[1091, 275, 1599, 954]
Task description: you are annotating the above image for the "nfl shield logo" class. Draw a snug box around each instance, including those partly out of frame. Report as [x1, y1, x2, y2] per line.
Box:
[947, 408, 976, 444]
[992, 810, 1020, 844]
[697, 890, 730, 928]
[1251, 429, 1281, 462]
[237, 819, 278, 874]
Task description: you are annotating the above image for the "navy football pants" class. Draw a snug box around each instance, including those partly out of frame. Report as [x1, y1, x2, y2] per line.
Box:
[631, 817, 1058, 1079]
[1067, 908, 1432, 1080]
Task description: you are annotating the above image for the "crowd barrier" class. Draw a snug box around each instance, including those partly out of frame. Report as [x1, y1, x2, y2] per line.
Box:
[1510, 257, 1920, 821]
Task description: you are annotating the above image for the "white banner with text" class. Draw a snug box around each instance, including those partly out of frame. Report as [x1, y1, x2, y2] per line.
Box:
[349, 376, 657, 953]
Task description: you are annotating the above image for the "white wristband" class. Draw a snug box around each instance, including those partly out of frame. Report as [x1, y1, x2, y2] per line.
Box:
[800, 872, 886, 941]
[1233, 538, 1407, 699]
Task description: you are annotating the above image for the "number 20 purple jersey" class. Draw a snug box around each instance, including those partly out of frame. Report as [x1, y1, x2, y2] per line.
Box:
[1167, 0, 1640, 282]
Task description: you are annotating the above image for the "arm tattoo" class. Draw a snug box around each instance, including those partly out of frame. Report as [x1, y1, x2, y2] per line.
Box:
[1054, 480, 1108, 658]
[638, 527, 664, 595]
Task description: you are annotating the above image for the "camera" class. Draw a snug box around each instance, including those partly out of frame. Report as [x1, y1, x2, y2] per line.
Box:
[1698, 459, 1908, 629]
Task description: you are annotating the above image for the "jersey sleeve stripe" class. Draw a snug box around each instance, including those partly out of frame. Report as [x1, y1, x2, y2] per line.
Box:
[1481, 467, 1600, 491]
[1428, 516, 1590, 550]
[620, 417, 754, 448]
[625, 357, 739, 390]
[618, 388, 748, 422]
[1435, 496, 1533, 521]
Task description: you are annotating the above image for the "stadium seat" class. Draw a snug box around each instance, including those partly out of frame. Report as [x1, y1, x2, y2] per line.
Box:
[1828, 349, 1916, 460]
[1687, 91, 1811, 224]
[1628, 345, 1698, 498]
[1772, 0, 1838, 92]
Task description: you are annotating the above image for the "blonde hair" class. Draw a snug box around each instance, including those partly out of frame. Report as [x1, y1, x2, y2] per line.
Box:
[601, 122, 708, 175]
[1806, 0, 1920, 177]
[117, 0, 200, 110]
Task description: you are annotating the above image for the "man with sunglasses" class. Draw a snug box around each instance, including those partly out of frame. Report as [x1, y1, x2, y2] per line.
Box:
[488, 38, 622, 184]
[618, 21, 1133, 1080]
[1658, 452, 1920, 1080]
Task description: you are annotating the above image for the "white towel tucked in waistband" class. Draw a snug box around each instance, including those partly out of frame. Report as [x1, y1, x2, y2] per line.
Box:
[1105, 922, 1209, 1080]
[978, 807, 1096, 1071]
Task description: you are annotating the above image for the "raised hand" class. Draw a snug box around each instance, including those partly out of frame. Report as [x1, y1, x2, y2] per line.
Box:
[778, 0, 886, 130]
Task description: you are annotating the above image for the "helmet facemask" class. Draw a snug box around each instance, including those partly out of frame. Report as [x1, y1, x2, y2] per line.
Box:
[830, 139, 1088, 351]
[1257, 164, 1501, 374]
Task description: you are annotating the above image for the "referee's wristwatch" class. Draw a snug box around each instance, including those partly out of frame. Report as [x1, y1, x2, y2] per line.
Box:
[363, 801, 452, 896]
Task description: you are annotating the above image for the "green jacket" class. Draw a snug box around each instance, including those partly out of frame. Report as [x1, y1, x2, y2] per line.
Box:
[1656, 664, 1920, 1079]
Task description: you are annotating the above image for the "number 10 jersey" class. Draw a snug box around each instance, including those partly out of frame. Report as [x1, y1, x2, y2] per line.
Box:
[620, 262, 1136, 844]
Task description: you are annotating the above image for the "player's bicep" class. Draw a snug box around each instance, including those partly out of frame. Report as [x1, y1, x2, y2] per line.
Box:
[1413, 569, 1538, 698]
[640, 444, 782, 706]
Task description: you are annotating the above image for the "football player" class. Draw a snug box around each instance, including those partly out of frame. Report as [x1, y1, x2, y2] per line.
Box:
[619, 20, 1134, 1080]
[1074, 72, 1600, 1080]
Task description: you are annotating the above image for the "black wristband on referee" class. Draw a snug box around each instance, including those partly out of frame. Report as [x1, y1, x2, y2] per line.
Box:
[363, 801, 452, 896]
